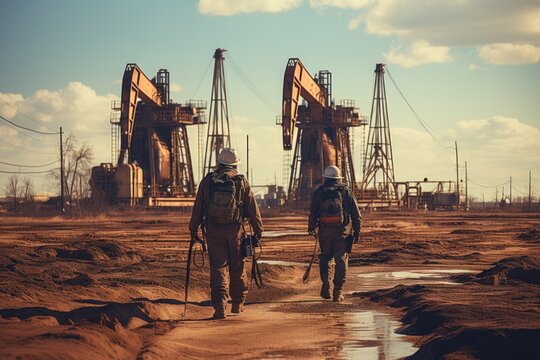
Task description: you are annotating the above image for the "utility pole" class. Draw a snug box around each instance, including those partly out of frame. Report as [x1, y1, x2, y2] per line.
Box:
[495, 187, 498, 204]
[455, 141, 460, 206]
[482, 193, 485, 209]
[529, 170, 532, 211]
[246, 134, 249, 183]
[510, 176, 512, 205]
[59, 127, 65, 213]
[465, 160, 468, 210]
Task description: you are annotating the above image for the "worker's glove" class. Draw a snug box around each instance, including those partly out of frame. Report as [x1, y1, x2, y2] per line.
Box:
[353, 232, 360, 244]
[308, 227, 316, 236]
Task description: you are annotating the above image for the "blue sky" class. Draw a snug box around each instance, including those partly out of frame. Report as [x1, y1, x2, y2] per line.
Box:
[1, 0, 539, 200]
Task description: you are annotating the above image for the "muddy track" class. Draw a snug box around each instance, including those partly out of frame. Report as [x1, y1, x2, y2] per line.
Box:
[1, 211, 539, 359]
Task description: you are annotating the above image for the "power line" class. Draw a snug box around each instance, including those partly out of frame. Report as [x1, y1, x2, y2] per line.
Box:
[385, 66, 454, 150]
[0, 114, 59, 135]
[0, 137, 58, 155]
[0, 159, 59, 168]
[227, 52, 276, 113]
[0, 120, 56, 146]
[190, 57, 214, 99]
[0, 169, 57, 174]
[0, 97, 58, 132]
[468, 177, 510, 188]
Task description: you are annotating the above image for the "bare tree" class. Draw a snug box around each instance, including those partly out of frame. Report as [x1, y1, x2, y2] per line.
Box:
[22, 177, 34, 201]
[49, 133, 94, 204]
[4, 175, 25, 210]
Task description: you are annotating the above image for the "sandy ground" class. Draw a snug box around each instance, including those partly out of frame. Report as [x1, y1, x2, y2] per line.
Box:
[1, 210, 539, 359]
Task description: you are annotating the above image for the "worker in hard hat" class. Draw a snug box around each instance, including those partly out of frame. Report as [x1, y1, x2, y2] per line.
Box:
[189, 147, 263, 319]
[308, 165, 361, 302]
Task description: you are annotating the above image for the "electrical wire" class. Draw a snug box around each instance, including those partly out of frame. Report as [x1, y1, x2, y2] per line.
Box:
[468, 177, 510, 188]
[1, 120, 56, 146]
[227, 53, 276, 113]
[385, 66, 454, 150]
[190, 57, 214, 100]
[0, 97, 58, 132]
[0, 137, 58, 155]
[0, 169, 57, 174]
[0, 114, 59, 135]
[0, 159, 59, 168]
[512, 187, 530, 196]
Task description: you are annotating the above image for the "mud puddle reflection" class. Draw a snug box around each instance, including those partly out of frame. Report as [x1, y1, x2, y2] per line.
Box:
[263, 230, 307, 238]
[339, 310, 417, 359]
[349, 268, 476, 291]
[258, 259, 306, 267]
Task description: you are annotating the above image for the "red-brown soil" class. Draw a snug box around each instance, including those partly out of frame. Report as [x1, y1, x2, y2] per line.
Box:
[1, 210, 539, 359]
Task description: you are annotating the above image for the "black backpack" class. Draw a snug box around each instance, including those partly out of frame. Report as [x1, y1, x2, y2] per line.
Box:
[319, 185, 345, 226]
[207, 172, 244, 224]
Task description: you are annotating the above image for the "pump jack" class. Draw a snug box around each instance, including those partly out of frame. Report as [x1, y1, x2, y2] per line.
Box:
[279, 58, 362, 206]
[91, 64, 206, 205]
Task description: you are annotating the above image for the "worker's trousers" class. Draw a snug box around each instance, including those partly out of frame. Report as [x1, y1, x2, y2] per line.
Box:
[206, 222, 248, 312]
[318, 225, 348, 291]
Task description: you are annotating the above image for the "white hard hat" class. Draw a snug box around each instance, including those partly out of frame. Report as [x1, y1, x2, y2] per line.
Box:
[323, 165, 342, 179]
[217, 147, 240, 165]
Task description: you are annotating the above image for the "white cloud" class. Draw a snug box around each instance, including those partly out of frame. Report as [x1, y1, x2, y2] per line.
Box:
[391, 116, 540, 195]
[170, 82, 183, 93]
[198, 0, 302, 16]
[348, 14, 363, 30]
[359, 0, 540, 47]
[0, 93, 24, 119]
[384, 41, 452, 68]
[315, 0, 540, 66]
[452, 116, 540, 154]
[310, 0, 373, 11]
[478, 43, 540, 65]
[392, 126, 452, 181]
[0, 83, 117, 192]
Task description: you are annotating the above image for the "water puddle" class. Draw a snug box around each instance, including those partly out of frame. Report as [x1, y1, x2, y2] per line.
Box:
[258, 259, 306, 267]
[262, 230, 307, 238]
[351, 269, 476, 290]
[340, 310, 417, 359]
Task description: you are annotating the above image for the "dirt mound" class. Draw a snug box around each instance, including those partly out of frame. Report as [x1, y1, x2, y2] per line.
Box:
[355, 259, 540, 359]
[349, 248, 396, 265]
[410, 328, 540, 360]
[472, 256, 540, 285]
[357, 284, 429, 308]
[1, 301, 154, 326]
[2, 323, 141, 360]
[54, 240, 140, 265]
[247, 264, 305, 303]
[63, 273, 95, 286]
[517, 229, 540, 242]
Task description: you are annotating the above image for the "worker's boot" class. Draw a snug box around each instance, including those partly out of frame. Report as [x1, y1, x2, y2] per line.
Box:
[319, 255, 331, 299]
[231, 303, 244, 314]
[320, 282, 331, 300]
[212, 307, 226, 320]
[333, 288, 344, 302]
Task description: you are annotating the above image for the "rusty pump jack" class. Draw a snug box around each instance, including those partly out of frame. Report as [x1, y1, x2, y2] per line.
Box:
[279, 58, 362, 206]
[91, 64, 206, 204]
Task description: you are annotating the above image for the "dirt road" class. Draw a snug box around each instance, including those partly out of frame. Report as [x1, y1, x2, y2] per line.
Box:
[1, 210, 539, 359]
